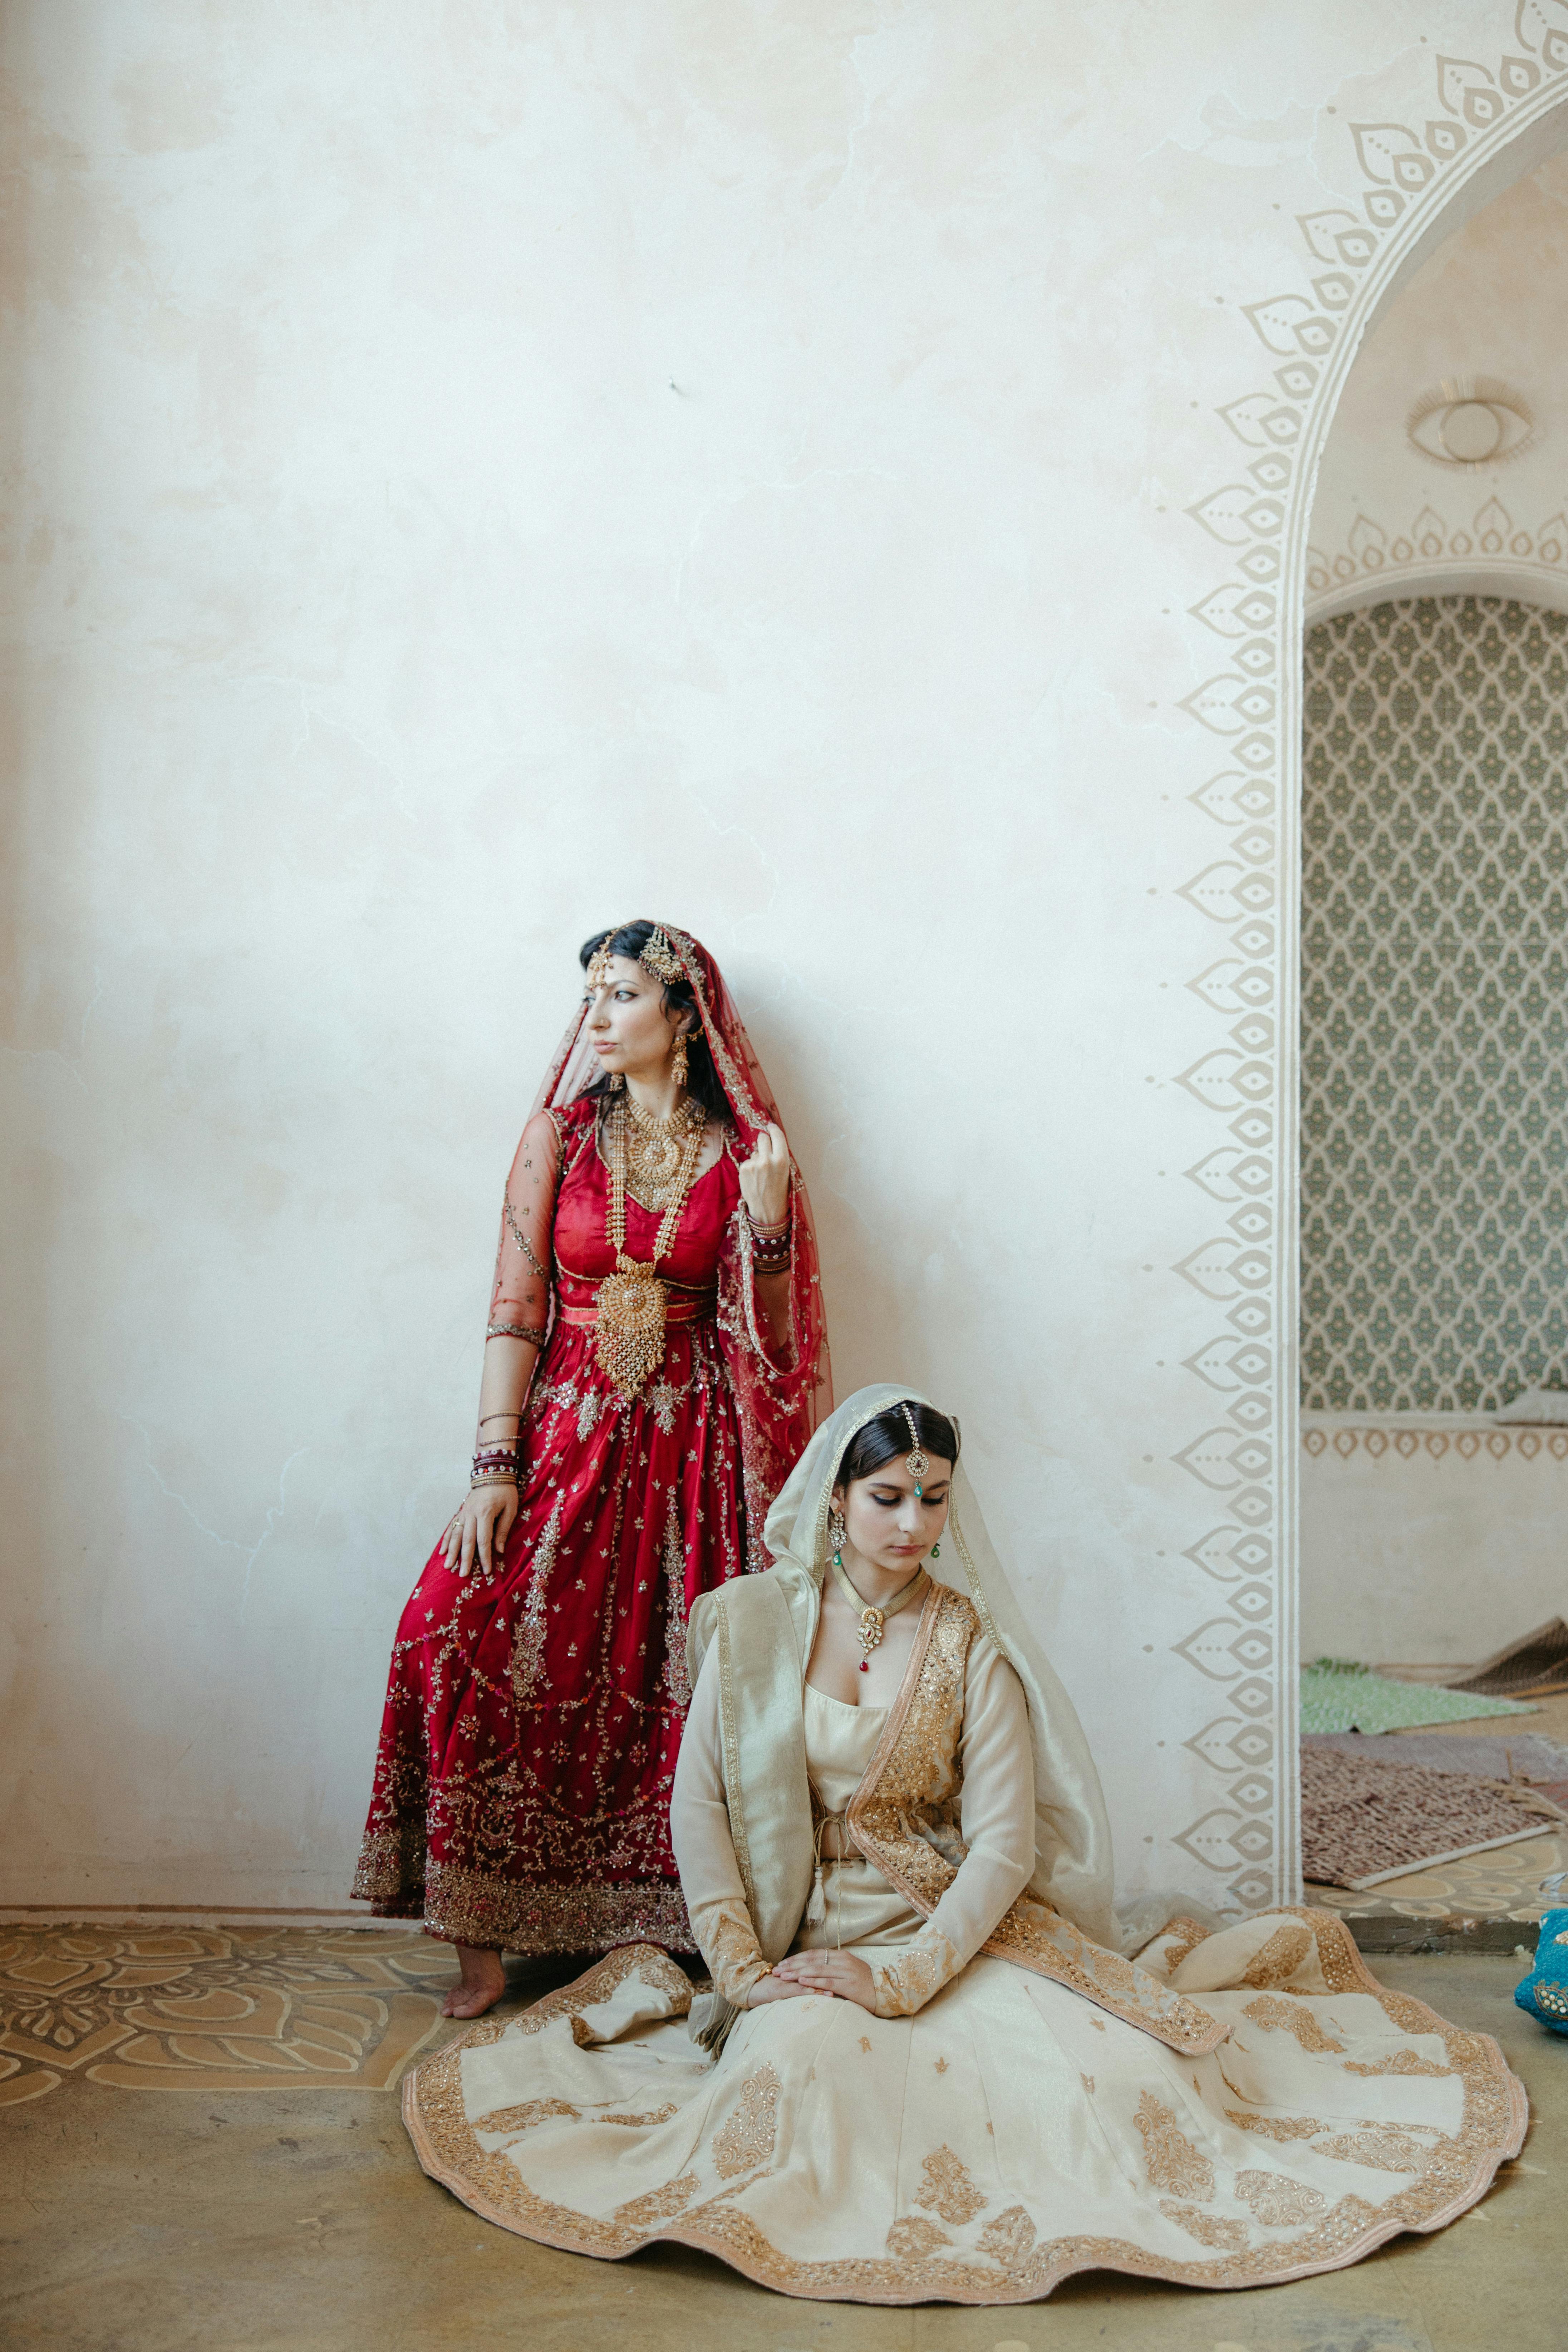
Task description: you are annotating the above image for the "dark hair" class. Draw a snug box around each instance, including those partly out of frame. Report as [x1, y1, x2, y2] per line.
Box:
[839, 1401, 959, 1486]
[579, 922, 728, 1120]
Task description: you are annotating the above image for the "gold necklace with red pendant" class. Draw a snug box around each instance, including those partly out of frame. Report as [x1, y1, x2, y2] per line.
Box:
[827, 1547, 928, 1674]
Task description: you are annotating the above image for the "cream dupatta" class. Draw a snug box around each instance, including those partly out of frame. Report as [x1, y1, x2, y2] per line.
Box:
[682, 1385, 1224, 2058]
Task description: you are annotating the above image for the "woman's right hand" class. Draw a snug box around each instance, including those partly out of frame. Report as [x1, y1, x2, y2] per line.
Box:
[442, 1482, 520, 1579]
[746, 1970, 817, 2008]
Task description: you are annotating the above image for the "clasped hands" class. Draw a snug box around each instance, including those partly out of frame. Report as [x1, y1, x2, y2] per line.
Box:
[747, 1949, 876, 2012]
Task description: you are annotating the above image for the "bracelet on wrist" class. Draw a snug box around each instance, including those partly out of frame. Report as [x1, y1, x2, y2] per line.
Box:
[471, 1437, 521, 1486]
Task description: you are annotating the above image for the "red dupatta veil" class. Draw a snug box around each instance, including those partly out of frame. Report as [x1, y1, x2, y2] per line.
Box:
[527, 924, 832, 1562]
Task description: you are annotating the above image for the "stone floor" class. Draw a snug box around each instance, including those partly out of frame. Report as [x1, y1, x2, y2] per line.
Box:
[1, 1926, 1562, 2351]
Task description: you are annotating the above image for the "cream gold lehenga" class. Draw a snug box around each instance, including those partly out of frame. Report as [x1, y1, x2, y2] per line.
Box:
[402, 1388, 1528, 2306]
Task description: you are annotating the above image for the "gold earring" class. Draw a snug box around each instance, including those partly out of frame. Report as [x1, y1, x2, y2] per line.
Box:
[828, 1507, 847, 1565]
[671, 1032, 689, 1088]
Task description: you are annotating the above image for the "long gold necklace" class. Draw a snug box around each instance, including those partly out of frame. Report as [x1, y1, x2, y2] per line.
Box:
[828, 1550, 928, 1672]
[595, 1094, 707, 1398]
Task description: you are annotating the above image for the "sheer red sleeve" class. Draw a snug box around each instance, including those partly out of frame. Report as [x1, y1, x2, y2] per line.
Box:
[487, 1111, 560, 1340]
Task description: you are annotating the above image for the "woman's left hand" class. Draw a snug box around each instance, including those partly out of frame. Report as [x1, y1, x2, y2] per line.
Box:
[766, 1950, 877, 2012]
[738, 1123, 791, 1231]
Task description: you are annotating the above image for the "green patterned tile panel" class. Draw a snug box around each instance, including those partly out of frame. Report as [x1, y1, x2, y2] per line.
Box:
[1301, 595, 1568, 1411]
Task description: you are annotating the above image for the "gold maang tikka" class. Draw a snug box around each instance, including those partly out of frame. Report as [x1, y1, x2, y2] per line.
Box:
[587, 923, 684, 992]
[901, 1402, 930, 1498]
[585, 931, 619, 991]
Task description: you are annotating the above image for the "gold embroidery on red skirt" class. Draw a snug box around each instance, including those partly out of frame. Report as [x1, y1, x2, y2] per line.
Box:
[510, 1498, 563, 1701]
[662, 1494, 692, 1711]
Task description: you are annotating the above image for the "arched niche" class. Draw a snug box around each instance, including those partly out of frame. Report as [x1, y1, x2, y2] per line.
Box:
[1169, 48, 1568, 1911]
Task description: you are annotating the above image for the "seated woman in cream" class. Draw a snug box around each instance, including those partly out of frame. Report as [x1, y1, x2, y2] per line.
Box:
[403, 1386, 1525, 2306]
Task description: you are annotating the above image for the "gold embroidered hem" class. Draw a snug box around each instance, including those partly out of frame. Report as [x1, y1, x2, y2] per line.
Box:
[354, 1858, 695, 1955]
[403, 1916, 1526, 2306]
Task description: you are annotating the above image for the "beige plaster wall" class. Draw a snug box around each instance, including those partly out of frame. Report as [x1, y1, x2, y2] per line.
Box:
[1301, 1420, 1568, 1664]
[4, 2, 1563, 1918]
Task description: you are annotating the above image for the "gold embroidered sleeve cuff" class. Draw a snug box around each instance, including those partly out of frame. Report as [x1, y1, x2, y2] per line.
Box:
[693, 1899, 772, 2008]
[870, 1927, 962, 2019]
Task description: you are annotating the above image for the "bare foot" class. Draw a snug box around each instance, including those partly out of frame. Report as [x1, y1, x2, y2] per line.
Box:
[441, 1943, 507, 2018]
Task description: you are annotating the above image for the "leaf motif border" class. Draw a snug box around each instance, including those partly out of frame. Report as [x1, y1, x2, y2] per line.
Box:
[1170, 14, 1568, 1911]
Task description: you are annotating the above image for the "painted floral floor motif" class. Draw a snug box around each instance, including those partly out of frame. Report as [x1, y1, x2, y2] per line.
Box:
[1309, 1833, 1565, 1925]
[8, 1779, 1557, 2110]
[0, 1926, 458, 2108]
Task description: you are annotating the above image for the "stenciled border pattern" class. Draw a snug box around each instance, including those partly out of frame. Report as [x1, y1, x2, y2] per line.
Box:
[1302, 1420, 1568, 1460]
[1307, 496, 1568, 619]
[1169, 9, 1568, 1913]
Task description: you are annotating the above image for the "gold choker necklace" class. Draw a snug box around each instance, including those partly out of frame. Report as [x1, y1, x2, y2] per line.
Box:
[620, 1092, 704, 1211]
[828, 1551, 928, 1671]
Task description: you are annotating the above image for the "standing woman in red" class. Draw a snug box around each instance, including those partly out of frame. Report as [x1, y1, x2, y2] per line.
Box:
[353, 923, 832, 2016]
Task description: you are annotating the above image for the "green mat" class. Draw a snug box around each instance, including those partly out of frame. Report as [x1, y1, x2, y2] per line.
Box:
[1301, 1659, 1536, 1735]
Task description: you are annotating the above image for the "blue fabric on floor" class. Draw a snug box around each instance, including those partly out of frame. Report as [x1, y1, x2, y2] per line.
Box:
[1515, 1905, 1568, 2036]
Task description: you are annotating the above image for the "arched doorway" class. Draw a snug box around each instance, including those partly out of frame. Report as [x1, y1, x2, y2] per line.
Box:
[1300, 590, 1568, 1671]
[1170, 44, 1568, 1911]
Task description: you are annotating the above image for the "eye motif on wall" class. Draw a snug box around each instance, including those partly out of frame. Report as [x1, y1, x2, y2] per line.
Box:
[1407, 379, 1536, 467]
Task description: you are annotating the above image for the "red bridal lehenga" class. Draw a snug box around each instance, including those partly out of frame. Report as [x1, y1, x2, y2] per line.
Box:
[352, 929, 831, 1953]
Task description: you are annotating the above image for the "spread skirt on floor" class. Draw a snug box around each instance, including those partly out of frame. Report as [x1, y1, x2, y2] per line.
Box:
[402, 1910, 1525, 2306]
